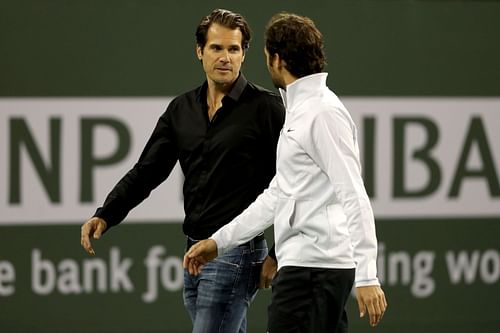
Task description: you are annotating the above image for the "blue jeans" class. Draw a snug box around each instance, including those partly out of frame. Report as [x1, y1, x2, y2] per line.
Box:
[184, 238, 267, 333]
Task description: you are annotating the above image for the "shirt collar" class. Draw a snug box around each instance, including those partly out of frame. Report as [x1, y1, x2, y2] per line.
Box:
[226, 73, 247, 101]
[279, 72, 328, 111]
[196, 72, 248, 103]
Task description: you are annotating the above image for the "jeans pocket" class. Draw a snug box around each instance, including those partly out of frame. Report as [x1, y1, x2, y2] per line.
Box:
[245, 261, 262, 302]
[246, 247, 268, 301]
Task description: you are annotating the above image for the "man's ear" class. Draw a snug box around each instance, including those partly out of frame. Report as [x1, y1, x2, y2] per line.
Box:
[196, 45, 203, 61]
[267, 52, 276, 68]
[273, 53, 285, 70]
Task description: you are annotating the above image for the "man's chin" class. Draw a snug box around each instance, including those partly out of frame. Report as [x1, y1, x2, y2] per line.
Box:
[214, 76, 237, 86]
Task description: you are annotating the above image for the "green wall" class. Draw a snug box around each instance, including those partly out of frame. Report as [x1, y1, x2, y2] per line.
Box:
[2, 221, 499, 332]
[1, 0, 499, 96]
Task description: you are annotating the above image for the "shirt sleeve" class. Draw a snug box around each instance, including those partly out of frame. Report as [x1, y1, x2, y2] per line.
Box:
[211, 176, 279, 255]
[308, 108, 380, 287]
[259, 93, 285, 189]
[94, 109, 179, 229]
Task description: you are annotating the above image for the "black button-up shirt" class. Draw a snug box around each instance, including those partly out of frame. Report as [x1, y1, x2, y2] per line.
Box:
[95, 74, 285, 239]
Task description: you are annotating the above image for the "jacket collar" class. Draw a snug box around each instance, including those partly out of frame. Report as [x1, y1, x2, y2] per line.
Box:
[279, 73, 328, 111]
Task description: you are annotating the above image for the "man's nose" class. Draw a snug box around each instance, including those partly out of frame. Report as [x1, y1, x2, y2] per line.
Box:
[219, 50, 230, 62]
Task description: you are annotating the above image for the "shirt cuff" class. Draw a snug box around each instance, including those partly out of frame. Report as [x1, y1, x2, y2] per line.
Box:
[355, 278, 380, 288]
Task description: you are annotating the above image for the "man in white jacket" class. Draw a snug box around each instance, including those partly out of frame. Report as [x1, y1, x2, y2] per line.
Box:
[184, 12, 387, 332]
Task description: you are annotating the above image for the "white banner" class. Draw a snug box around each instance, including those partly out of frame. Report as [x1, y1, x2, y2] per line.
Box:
[1, 97, 499, 224]
[344, 97, 500, 218]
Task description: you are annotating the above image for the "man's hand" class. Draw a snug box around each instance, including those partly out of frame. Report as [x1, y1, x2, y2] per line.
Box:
[259, 255, 277, 289]
[183, 239, 218, 275]
[80, 217, 107, 256]
[356, 285, 387, 327]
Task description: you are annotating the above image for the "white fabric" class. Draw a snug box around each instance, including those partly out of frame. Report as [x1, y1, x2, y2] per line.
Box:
[211, 73, 380, 287]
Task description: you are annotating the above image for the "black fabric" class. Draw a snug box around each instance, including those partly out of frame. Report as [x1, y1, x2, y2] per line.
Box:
[94, 73, 285, 240]
[267, 266, 355, 333]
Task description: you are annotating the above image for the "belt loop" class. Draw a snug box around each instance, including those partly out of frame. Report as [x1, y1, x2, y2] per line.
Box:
[186, 236, 200, 251]
[249, 238, 255, 252]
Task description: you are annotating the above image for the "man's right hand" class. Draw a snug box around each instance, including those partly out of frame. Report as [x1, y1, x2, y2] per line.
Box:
[183, 239, 218, 275]
[80, 217, 107, 256]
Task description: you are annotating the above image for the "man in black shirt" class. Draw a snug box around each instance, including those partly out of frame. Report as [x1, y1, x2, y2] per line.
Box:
[80, 8, 285, 333]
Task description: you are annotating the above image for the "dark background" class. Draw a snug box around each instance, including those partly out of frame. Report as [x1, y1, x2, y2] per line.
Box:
[2, 0, 499, 97]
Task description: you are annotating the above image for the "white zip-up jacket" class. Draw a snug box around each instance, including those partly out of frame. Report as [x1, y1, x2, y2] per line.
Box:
[211, 73, 380, 287]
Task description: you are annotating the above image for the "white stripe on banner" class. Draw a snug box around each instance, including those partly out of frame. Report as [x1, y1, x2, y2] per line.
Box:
[1, 97, 499, 224]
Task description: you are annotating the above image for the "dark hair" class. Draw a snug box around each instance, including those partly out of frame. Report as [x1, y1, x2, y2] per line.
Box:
[265, 13, 326, 78]
[196, 9, 252, 51]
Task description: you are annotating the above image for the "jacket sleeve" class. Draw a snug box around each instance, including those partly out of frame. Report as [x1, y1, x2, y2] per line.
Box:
[308, 108, 380, 287]
[211, 176, 278, 255]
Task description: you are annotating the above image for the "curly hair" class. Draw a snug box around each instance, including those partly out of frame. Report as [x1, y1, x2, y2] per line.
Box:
[265, 13, 326, 78]
[196, 9, 252, 51]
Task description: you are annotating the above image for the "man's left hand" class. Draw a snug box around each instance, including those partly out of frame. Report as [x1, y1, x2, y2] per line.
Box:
[259, 255, 277, 289]
[356, 285, 387, 327]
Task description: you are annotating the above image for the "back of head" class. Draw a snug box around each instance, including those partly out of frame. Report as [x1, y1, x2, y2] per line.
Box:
[265, 13, 326, 78]
[196, 8, 252, 51]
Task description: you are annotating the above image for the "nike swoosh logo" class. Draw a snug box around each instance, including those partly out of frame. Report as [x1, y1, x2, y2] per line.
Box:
[287, 128, 295, 132]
